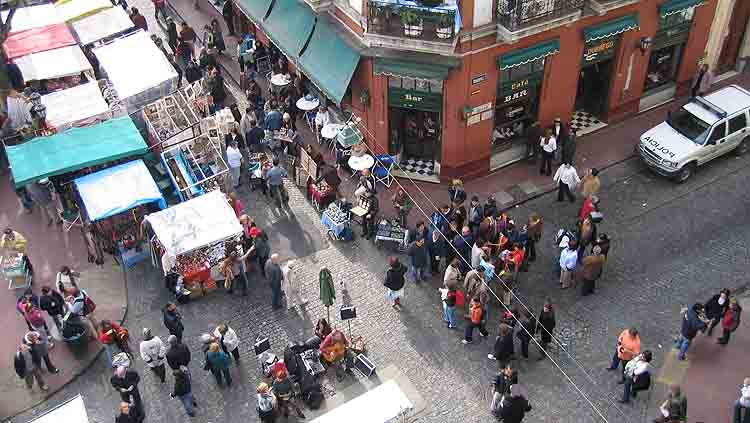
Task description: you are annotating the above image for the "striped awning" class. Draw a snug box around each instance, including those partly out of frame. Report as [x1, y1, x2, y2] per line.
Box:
[659, 0, 705, 18]
[584, 14, 640, 43]
[498, 38, 560, 70]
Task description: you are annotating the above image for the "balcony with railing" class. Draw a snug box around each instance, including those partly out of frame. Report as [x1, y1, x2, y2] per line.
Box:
[496, 0, 586, 42]
[365, 0, 459, 54]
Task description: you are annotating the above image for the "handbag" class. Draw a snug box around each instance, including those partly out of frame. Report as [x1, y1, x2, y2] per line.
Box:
[83, 293, 96, 315]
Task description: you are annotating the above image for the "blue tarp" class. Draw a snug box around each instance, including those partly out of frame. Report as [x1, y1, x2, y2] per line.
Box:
[75, 159, 166, 221]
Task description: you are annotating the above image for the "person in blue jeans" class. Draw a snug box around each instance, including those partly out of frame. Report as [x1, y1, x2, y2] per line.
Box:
[406, 237, 429, 283]
[171, 367, 198, 416]
[676, 303, 708, 360]
[206, 343, 232, 387]
[264, 254, 283, 310]
[441, 282, 458, 329]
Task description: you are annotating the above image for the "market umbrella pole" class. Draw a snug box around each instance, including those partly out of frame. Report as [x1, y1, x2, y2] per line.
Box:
[319, 266, 335, 323]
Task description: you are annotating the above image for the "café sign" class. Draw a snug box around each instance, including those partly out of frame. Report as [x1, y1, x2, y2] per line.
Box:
[388, 87, 443, 112]
[583, 37, 616, 64]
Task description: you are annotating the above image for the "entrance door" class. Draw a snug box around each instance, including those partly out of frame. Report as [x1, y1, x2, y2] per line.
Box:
[576, 59, 613, 118]
[717, 0, 750, 74]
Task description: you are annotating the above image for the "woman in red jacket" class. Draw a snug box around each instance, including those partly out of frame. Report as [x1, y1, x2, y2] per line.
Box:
[100, 320, 132, 368]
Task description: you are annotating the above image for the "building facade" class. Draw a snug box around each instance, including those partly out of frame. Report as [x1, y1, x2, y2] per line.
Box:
[704, 0, 750, 75]
[233, 0, 719, 183]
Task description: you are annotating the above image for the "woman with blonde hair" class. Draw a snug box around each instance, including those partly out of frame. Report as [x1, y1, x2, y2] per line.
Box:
[256, 382, 277, 422]
[206, 342, 232, 387]
[448, 178, 466, 205]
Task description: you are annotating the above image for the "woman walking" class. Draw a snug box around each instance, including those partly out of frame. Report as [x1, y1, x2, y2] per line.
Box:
[214, 324, 241, 362]
[536, 300, 556, 360]
[206, 342, 232, 387]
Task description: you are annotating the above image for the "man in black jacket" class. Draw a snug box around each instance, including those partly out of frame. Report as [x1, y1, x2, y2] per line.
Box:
[490, 365, 518, 417]
[115, 401, 144, 423]
[500, 384, 532, 423]
[166, 335, 191, 370]
[111, 366, 143, 412]
[171, 367, 198, 417]
[39, 286, 65, 333]
[163, 302, 184, 343]
[704, 288, 730, 337]
[384, 257, 406, 309]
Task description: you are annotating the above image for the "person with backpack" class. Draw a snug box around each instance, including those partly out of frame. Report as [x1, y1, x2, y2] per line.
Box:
[676, 303, 708, 361]
[39, 286, 65, 334]
[23, 331, 58, 374]
[462, 295, 489, 344]
[15, 343, 48, 391]
[171, 366, 198, 417]
[67, 287, 97, 333]
[256, 382, 277, 422]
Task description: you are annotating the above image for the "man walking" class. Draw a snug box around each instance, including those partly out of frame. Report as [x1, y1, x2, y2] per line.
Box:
[580, 245, 605, 296]
[139, 328, 167, 384]
[111, 366, 143, 412]
[162, 302, 184, 343]
[39, 286, 65, 336]
[265, 158, 290, 213]
[265, 254, 284, 309]
[553, 162, 580, 203]
[558, 239, 578, 289]
[166, 335, 191, 371]
[171, 367, 199, 417]
[675, 303, 708, 360]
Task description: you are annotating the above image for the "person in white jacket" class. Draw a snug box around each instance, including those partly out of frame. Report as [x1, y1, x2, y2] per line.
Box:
[214, 324, 241, 363]
[553, 162, 580, 203]
[139, 328, 167, 383]
[281, 260, 307, 310]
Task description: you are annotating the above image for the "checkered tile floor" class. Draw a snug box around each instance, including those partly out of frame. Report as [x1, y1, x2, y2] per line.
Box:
[570, 110, 608, 136]
[399, 158, 436, 176]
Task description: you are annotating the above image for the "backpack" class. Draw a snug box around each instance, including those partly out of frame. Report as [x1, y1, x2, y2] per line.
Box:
[75, 292, 96, 316]
[470, 304, 483, 324]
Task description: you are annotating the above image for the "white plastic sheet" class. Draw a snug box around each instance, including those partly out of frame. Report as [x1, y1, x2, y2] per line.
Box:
[145, 191, 242, 257]
[94, 31, 178, 102]
[55, 0, 113, 22]
[14, 45, 92, 82]
[28, 395, 89, 423]
[42, 82, 109, 130]
[71, 7, 134, 45]
[310, 380, 413, 423]
[2, 5, 63, 33]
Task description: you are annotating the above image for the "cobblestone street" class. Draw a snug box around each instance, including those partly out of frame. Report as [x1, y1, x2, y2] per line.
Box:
[7, 2, 750, 423]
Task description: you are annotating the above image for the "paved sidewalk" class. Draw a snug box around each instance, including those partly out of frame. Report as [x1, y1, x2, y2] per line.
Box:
[0, 175, 127, 420]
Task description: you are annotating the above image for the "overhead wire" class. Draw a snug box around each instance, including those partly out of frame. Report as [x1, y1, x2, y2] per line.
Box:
[341, 114, 629, 423]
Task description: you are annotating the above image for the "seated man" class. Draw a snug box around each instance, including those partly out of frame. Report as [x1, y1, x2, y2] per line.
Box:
[359, 190, 379, 240]
[319, 330, 353, 377]
[619, 350, 653, 403]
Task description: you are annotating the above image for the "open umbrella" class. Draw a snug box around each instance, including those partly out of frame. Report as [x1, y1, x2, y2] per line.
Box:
[319, 266, 335, 322]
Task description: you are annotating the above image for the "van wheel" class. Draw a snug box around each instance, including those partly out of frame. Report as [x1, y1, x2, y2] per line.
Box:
[675, 163, 694, 183]
[735, 138, 750, 155]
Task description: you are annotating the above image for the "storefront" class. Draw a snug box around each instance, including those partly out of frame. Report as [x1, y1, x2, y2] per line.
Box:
[375, 58, 449, 180]
[575, 14, 639, 126]
[640, 1, 701, 110]
[491, 38, 559, 170]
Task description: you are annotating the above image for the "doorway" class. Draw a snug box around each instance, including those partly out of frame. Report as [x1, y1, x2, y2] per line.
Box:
[575, 59, 613, 117]
[717, 0, 750, 74]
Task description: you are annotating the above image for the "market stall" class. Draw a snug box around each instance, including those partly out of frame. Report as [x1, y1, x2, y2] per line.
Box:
[145, 191, 242, 294]
[71, 6, 135, 46]
[41, 82, 110, 131]
[1, 4, 63, 34]
[14, 45, 94, 84]
[74, 160, 166, 266]
[55, 0, 112, 23]
[26, 394, 90, 423]
[93, 31, 179, 112]
[142, 79, 209, 149]
[3, 23, 77, 60]
[161, 132, 229, 202]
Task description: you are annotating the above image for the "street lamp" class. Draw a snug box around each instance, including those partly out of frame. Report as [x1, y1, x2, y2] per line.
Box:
[638, 37, 653, 55]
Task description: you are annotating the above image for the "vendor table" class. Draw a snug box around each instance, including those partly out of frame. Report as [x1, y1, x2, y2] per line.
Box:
[321, 210, 349, 238]
[375, 221, 408, 251]
[348, 154, 375, 172]
[1, 253, 32, 290]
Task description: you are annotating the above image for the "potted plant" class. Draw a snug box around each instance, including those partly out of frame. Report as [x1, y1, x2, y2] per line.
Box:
[401, 8, 423, 37]
[436, 12, 453, 39]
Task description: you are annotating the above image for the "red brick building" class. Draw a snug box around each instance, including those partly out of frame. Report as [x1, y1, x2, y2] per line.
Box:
[233, 0, 718, 182]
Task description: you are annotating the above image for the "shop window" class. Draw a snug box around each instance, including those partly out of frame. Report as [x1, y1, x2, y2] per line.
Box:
[500, 59, 545, 84]
[387, 76, 443, 94]
[729, 114, 747, 135]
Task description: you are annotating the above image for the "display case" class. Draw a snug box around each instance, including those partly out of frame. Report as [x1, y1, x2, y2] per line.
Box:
[161, 133, 229, 202]
[1, 253, 32, 290]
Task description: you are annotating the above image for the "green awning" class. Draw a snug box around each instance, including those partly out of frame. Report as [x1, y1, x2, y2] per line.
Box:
[263, 0, 315, 59]
[659, 0, 705, 18]
[234, 0, 273, 23]
[498, 38, 560, 70]
[8, 116, 147, 188]
[373, 58, 450, 82]
[298, 20, 361, 105]
[584, 14, 640, 43]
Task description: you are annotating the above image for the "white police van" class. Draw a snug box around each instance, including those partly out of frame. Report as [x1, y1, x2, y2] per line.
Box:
[637, 85, 750, 182]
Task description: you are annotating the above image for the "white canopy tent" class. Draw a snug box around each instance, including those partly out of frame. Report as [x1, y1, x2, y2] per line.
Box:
[2, 4, 63, 33]
[310, 380, 413, 423]
[55, 0, 113, 22]
[71, 6, 134, 45]
[27, 395, 89, 423]
[14, 45, 93, 83]
[93, 31, 178, 111]
[145, 191, 242, 258]
[42, 82, 110, 130]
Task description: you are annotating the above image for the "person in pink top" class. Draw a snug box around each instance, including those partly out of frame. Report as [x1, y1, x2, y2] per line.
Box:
[229, 192, 244, 218]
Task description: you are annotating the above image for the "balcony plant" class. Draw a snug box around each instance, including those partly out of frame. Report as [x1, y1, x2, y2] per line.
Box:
[436, 11, 453, 39]
[401, 8, 423, 37]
